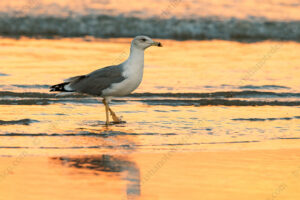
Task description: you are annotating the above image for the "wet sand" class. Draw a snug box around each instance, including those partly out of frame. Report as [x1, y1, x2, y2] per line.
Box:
[1, 149, 300, 200]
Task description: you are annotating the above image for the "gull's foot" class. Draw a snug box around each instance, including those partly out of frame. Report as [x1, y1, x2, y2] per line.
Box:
[112, 120, 126, 124]
[108, 109, 124, 124]
[103, 120, 126, 126]
[111, 115, 126, 124]
[104, 115, 126, 125]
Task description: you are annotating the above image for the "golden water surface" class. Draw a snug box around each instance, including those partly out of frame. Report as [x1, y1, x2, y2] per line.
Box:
[0, 37, 300, 199]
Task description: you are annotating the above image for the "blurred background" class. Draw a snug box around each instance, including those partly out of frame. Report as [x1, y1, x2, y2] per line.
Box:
[0, 0, 300, 41]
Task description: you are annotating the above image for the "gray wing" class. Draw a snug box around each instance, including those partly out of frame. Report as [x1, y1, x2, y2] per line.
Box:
[69, 65, 125, 96]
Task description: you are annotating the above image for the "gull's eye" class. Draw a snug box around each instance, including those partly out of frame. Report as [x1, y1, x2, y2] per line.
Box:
[141, 38, 146, 42]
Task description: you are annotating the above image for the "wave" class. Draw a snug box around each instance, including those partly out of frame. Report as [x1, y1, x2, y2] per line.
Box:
[0, 15, 300, 41]
[0, 119, 39, 125]
[11, 84, 50, 89]
[0, 132, 159, 137]
[1, 138, 300, 150]
[0, 145, 129, 149]
[129, 91, 300, 98]
[1, 98, 300, 106]
[0, 90, 300, 106]
[0, 91, 83, 98]
[203, 84, 291, 90]
[0, 73, 9, 76]
[136, 99, 300, 106]
[238, 85, 290, 90]
[1, 91, 300, 99]
[232, 116, 300, 121]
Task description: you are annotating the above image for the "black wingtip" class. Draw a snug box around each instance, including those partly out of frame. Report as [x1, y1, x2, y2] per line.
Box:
[49, 82, 71, 92]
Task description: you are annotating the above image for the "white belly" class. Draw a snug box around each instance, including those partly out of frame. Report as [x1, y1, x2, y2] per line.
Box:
[101, 71, 143, 97]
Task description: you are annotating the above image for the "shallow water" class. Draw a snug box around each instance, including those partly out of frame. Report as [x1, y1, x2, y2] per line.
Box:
[0, 37, 300, 152]
[0, 37, 300, 199]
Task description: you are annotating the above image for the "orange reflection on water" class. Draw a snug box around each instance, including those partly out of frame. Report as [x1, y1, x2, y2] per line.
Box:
[1, 150, 300, 200]
[1, 37, 300, 200]
[0, 37, 300, 93]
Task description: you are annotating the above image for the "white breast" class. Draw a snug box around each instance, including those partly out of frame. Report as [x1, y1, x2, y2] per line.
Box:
[102, 67, 143, 97]
[101, 47, 145, 97]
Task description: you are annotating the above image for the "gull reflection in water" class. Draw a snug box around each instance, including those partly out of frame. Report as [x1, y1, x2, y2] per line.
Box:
[54, 155, 140, 199]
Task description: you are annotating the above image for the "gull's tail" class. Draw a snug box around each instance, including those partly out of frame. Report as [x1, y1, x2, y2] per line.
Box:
[50, 82, 72, 92]
[50, 75, 86, 92]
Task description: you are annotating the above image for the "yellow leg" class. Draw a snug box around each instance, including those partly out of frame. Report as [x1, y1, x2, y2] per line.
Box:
[108, 106, 122, 123]
[102, 99, 110, 125]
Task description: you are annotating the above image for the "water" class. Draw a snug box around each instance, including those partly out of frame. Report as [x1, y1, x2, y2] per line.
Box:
[0, 0, 300, 41]
[0, 37, 299, 151]
[1, 0, 300, 20]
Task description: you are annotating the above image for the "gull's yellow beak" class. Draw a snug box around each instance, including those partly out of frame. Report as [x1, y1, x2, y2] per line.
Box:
[152, 41, 163, 47]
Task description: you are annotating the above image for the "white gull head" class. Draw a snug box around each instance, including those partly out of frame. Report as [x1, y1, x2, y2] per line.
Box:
[101, 36, 162, 98]
[131, 35, 163, 50]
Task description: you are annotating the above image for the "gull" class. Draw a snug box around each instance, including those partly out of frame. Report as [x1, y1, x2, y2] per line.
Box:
[50, 36, 162, 125]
